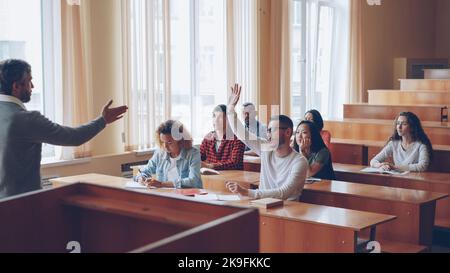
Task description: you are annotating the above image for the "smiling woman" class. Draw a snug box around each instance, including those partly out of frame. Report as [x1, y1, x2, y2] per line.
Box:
[134, 120, 203, 189]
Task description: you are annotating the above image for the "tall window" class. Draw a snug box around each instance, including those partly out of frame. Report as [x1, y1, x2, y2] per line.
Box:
[170, 0, 226, 143]
[290, 0, 349, 122]
[125, 0, 227, 150]
[0, 0, 62, 159]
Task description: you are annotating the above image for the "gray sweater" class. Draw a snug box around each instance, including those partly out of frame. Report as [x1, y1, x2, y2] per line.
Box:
[0, 97, 106, 198]
[370, 140, 430, 172]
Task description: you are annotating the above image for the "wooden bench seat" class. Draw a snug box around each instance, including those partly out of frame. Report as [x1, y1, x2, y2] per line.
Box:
[324, 119, 450, 145]
[399, 79, 450, 91]
[368, 90, 450, 105]
[343, 103, 447, 122]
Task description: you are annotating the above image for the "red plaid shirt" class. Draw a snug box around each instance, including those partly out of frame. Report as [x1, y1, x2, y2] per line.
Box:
[200, 131, 245, 170]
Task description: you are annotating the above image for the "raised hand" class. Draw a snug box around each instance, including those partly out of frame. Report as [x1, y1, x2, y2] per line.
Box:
[228, 84, 242, 108]
[102, 99, 128, 124]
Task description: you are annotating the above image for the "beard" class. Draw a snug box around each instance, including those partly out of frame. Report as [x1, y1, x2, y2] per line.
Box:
[20, 93, 31, 103]
[19, 89, 31, 103]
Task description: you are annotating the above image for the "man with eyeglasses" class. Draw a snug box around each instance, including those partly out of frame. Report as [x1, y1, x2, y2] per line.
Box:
[225, 84, 308, 200]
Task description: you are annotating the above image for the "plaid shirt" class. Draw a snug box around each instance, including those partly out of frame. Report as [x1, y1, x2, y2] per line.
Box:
[200, 131, 245, 170]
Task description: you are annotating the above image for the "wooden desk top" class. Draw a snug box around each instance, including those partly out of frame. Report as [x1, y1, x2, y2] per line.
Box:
[51, 174, 396, 232]
[51, 173, 132, 188]
[304, 180, 448, 204]
[244, 156, 261, 164]
[202, 170, 260, 183]
[333, 163, 450, 185]
[231, 199, 396, 232]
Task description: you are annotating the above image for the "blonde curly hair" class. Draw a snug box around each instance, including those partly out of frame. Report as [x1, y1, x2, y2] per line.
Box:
[155, 120, 193, 149]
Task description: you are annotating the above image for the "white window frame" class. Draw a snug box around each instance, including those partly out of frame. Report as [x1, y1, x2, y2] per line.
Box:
[290, 0, 339, 121]
[41, 0, 63, 160]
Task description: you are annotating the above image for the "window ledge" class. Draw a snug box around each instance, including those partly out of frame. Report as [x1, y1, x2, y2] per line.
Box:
[134, 148, 157, 157]
[41, 157, 92, 169]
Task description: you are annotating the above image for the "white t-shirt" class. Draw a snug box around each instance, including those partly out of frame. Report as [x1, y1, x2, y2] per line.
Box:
[253, 149, 308, 200]
[167, 155, 181, 182]
[227, 107, 308, 200]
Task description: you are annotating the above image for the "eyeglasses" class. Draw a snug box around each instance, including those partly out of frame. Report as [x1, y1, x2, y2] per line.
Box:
[267, 127, 288, 134]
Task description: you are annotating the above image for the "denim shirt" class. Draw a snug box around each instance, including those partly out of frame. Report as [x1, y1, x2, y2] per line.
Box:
[134, 147, 203, 189]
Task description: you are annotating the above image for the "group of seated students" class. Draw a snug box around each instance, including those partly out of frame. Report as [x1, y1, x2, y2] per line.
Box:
[134, 84, 433, 200]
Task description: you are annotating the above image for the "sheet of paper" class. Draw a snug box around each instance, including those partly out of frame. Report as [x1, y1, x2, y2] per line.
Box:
[217, 194, 241, 201]
[361, 167, 409, 175]
[193, 193, 219, 201]
[125, 181, 148, 189]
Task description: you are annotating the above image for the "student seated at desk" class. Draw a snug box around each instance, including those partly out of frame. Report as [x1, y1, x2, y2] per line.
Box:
[225, 84, 308, 200]
[135, 120, 202, 189]
[293, 120, 336, 180]
[200, 104, 246, 170]
[304, 109, 331, 148]
[370, 112, 433, 172]
[241, 102, 267, 156]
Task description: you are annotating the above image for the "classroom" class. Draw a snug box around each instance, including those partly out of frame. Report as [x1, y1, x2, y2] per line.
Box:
[0, 0, 449, 254]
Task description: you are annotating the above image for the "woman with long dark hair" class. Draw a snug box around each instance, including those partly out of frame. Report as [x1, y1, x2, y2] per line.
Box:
[293, 120, 335, 180]
[305, 109, 331, 148]
[370, 112, 433, 172]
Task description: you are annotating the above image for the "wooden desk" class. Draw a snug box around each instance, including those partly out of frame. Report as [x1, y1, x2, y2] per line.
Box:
[244, 156, 261, 172]
[333, 163, 450, 230]
[84, 168, 260, 192]
[201, 170, 260, 191]
[0, 182, 258, 253]
[301, 180, 448, 248]
[51, 174, 396, 253]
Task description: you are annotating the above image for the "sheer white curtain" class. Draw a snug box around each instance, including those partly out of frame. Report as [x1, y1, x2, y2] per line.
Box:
[60, 0, 94, 159]
[226, 0, 259, 107]
[122, 0, 170, 151]
[347, 0, 363, 104]
[123, 0, 258, 149]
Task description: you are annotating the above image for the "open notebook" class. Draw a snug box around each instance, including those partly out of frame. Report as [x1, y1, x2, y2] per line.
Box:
[125, 181, 148, 189]
[360, 167, 409, 175]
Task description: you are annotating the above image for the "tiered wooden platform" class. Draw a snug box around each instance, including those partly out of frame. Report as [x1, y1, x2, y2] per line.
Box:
[328, 69, 450, 173]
